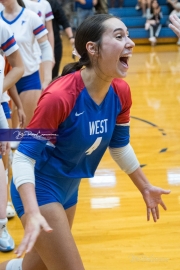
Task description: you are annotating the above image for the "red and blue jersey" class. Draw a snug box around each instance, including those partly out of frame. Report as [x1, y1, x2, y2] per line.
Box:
[18, 71, 132, 179]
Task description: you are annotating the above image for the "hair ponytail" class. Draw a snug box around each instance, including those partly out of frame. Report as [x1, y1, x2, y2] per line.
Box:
[61, 52, 91, 76]
[61, 61, 83, 76]
[17, 0, 26, 7]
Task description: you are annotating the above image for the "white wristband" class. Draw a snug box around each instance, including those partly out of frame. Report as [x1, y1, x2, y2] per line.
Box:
[12, 150, 35, 190]
[109, 143, 140, 174]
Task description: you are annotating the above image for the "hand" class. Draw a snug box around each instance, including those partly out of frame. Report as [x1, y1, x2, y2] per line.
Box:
[0, 141, 10, 155]
[69, 38, 75, 46]
[17, 107, 26, 128]
[15, 212, 53, 257]
[169, 14, 180, 38]
[142, 185, 170, 222]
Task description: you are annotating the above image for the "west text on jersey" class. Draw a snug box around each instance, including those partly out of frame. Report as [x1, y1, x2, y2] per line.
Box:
[89, 119, 108, 135]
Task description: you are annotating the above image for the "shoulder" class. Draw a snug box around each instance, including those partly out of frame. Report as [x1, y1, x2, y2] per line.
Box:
[111, 78, 131, 97]
[41, 71, 85, 106]
[111, 78, 132, 110]
[23, 7, 40, 19]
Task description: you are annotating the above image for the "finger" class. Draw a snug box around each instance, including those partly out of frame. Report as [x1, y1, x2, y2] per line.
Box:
[169, 14, 180, 24]
[6, 142, 10, 154]
[25, 223, 52, 254]
[156, 205, 159, 219]
[25, 230, 40, 253]
[14, 234, 31, 257]
[1, 142, 6, 155]
[41, 220, 53, 233]
[147, 207, 151, 221]
[159, 200, 167, 211]
[161, 189, 171, 195]
[151, 208, 157, 222]
[169, 24, 180, 36]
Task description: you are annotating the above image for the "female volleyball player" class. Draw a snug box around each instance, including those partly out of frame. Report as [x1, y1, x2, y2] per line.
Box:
[0, 14, 170, 270]
[0, 20, 24, 251]
[0, 0, 53, 127]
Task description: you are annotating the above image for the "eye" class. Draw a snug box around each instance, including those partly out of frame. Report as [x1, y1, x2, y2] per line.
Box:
[116, 35, 122, 40]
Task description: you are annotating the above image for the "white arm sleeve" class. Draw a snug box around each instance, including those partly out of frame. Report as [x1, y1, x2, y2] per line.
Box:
[39, 40, 53, 62]
[12, 150, 35, 190]
[109, 143, 140, 175]
[0, 105, 9, 128]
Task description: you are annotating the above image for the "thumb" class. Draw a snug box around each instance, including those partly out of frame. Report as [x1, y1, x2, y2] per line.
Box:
[42, 220, 53, 233]
[161, 189, 171, 195]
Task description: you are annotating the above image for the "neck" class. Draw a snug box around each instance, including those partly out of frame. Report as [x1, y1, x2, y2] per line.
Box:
[81, 68, 113, 105]
[3, 1, 21, 15]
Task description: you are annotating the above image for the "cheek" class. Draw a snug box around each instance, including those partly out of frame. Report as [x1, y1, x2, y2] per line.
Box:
[101, 42, 123, 60]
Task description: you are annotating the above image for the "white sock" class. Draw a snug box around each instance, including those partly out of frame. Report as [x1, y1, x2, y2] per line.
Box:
[0, 218, 8, 236]
[6, 259, 23, 270]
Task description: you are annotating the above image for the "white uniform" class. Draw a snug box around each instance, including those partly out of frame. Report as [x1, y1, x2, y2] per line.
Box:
[0, 20, 19, 57]
[0, 21, 19, 103]
[23, 0, 54, 24]
[0, 55, 5, 98]
[23, 0, 54, 64]
[0, 56, 9, 127]
[0, 8, 48, 77]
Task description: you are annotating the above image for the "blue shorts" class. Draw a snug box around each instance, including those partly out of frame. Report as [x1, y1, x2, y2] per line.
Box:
[1, 102, 11, 119]
[16, 71, 41, 95]
[11, 170, 81, 218]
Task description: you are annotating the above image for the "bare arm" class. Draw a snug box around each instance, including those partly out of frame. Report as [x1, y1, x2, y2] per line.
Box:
[64, 27, 75, 46]
[3, 50, 24, 92]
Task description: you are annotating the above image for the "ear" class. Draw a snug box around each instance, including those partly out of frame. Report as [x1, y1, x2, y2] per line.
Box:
[86, 41, 98, 56]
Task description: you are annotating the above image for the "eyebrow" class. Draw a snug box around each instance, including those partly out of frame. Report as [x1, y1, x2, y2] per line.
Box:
[113, 28, 129, 33]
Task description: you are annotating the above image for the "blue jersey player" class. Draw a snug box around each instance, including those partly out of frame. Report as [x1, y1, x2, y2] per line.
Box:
[1, 14, 170, 270]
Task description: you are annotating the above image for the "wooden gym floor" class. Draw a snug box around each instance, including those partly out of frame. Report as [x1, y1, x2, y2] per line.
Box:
[1, 36, 180, 270]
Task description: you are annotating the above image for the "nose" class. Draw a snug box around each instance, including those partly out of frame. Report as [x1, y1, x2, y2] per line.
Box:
[126, 37, 135, 48]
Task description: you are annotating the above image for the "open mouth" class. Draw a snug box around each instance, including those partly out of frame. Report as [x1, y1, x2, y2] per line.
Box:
[119, 57, 129, 68]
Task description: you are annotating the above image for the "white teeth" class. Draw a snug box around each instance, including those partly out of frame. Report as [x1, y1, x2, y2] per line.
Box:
[122, 54, 132, 57]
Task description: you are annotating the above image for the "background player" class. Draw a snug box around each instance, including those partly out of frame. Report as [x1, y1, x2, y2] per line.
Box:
[0, 0, 53, 127]
[0, 20, 24, 251]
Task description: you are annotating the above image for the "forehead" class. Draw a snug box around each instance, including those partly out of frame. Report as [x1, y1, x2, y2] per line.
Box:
[103, 18, 127, 33]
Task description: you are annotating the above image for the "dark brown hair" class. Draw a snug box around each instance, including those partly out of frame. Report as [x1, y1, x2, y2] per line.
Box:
[61, 14, 119, 76]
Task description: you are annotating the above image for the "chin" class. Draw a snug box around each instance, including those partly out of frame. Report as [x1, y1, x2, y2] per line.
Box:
[115, 72, 127, 79]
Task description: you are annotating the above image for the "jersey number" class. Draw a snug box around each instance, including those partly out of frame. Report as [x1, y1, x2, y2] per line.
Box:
[85, 137, 102, 155]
